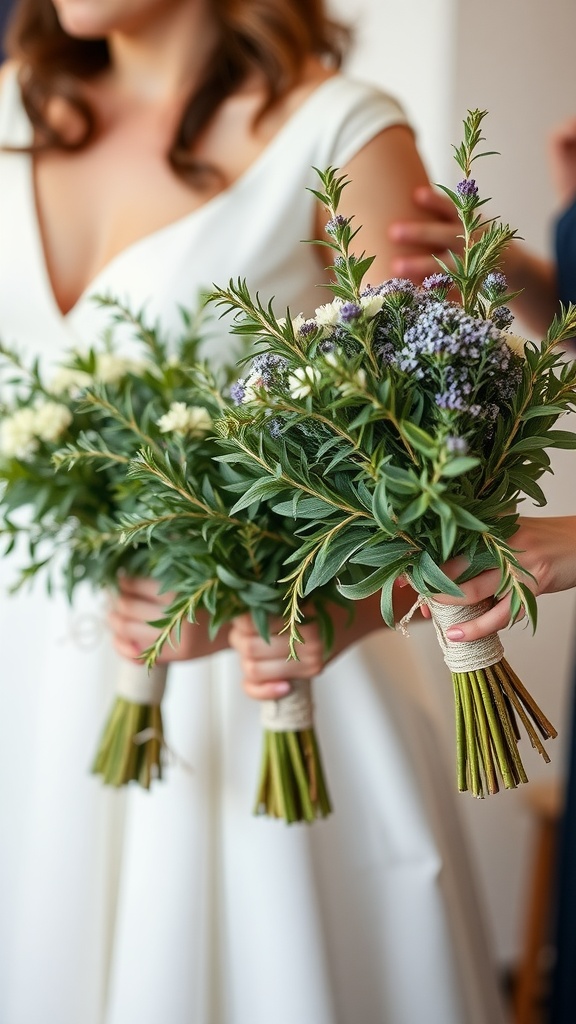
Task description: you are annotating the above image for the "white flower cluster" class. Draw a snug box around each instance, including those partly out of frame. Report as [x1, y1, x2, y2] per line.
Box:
[49, 367, 92, 395]
[242, 373, 266, 403]
[323, 352, 367, 397]
[502, 333, 527, 358]
[306, 294, 383, 336]
[0, 401, 73, 459]
[314, 299, 343, 329]
[50, 353, 149, 395]
[157, 402, 212, 436]
[288, 366, 321, 400]
[360, 293, 385, 318]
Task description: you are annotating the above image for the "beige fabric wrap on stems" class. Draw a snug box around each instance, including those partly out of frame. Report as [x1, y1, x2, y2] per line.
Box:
[399, 595, 504, 672]
[261, 678, 314, 731]
[115, 660, 168, 705]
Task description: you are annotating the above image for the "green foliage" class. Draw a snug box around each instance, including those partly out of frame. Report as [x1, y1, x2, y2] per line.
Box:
[200, 112, 576, 650]
[0, 297, 226, 597]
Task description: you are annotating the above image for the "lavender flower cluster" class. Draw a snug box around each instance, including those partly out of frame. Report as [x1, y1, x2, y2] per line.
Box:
[390, 301, 521, 420]
[230, 353, 289, 405]
[231, 267, 522, 452]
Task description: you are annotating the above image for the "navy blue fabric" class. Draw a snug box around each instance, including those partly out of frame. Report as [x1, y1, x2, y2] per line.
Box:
[550, 678, 576, 1023]
[555, 198, 576, 306]
[0, 1, 13, 56]
[549, 198, 576, 1024]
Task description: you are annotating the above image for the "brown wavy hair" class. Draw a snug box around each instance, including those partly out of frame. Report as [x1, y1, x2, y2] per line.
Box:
[4, 0, 349, 181]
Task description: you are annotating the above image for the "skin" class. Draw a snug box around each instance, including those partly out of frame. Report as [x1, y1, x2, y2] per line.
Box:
[229, 586, 420, 701]
[27, 1, 437, 667]
[414, 516, 576, 642]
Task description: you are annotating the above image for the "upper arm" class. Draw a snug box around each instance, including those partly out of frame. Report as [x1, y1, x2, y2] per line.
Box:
[314, 124, 433, 283]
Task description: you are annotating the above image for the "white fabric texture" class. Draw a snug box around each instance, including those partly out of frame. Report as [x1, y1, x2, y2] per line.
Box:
[0, 69, 507, 1024]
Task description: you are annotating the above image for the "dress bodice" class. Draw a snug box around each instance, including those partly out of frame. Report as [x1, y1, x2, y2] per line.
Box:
[0, 67, 406, 365]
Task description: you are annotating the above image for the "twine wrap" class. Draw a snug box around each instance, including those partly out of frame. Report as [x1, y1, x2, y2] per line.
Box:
[427, 597, 504, 672]
[116, 661, 168, 706]
[261, 678, 314, 732]
[402, 596, 504, 672]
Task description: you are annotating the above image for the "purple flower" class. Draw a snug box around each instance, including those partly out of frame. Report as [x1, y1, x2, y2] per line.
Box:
[379, 278, 415, 297]
[391, 302, 518, 421]
[251, 353, 288, 387]
[325, 215, 349, 236]
[491, 306, 514, 330]
[456, 178, 478, 199]
[422, 273, 452, 292]
[230, 379, 246, 405]
[484, 271, 507, 295]
[318, 337, 336, 354]
[339, 301, 362, 323]
[299, 320, 317, 336]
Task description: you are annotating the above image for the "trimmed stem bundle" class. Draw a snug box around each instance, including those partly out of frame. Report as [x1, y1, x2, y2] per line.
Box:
[254, 678, 331, 823]
[92, 661, 168, 789]
[427, 597, 557, 798]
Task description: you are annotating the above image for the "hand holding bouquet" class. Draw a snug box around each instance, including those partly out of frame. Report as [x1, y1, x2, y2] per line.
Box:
[210, 110, 576, 798]
[0, 300, 218, 787]
[56, 322, 342, 820]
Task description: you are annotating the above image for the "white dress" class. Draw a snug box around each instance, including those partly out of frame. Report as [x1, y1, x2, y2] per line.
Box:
[0, 69, 507, 1024]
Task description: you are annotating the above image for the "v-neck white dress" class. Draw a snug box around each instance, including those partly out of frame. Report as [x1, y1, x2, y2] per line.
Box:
[0, 68, 507, 1024]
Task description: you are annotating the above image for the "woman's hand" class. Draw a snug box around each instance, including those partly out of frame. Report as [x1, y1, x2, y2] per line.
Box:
[229, 614, 326, 701]
[229, 583, 423, 702]
[107, 575, 230, 663]
[418, 516, 576, 643]
[388, 186, 462, 281]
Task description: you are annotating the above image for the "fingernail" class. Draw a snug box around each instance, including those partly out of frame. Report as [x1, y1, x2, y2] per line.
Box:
[389, 224, 405, 240]
[446, 628, 465, 640]
[273, 682, 291, 696]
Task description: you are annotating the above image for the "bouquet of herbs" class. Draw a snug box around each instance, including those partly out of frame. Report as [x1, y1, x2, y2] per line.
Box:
[207, 110, 576, 798]
[55, 330, 340, 822]
[0, 300, 220, 787]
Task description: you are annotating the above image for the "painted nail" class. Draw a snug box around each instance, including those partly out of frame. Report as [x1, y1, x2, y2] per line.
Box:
[446, 627, 465, 640]
[273, 682, 291, 696]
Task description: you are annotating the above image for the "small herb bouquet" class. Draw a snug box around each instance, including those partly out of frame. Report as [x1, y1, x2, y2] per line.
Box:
[0, 300, 219, 788]
[208, 110, 576, 798]
[53, 328, 339, 821]
[115, 443, 334, 823]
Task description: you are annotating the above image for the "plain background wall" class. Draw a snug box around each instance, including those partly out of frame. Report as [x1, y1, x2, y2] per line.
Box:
[330, 0, 576, 966]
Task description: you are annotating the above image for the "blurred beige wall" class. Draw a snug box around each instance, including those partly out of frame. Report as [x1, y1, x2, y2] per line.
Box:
[330, 0, 576, 967]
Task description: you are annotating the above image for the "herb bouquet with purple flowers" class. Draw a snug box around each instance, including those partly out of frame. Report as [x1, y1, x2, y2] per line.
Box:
[210, 110, 576, 798]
